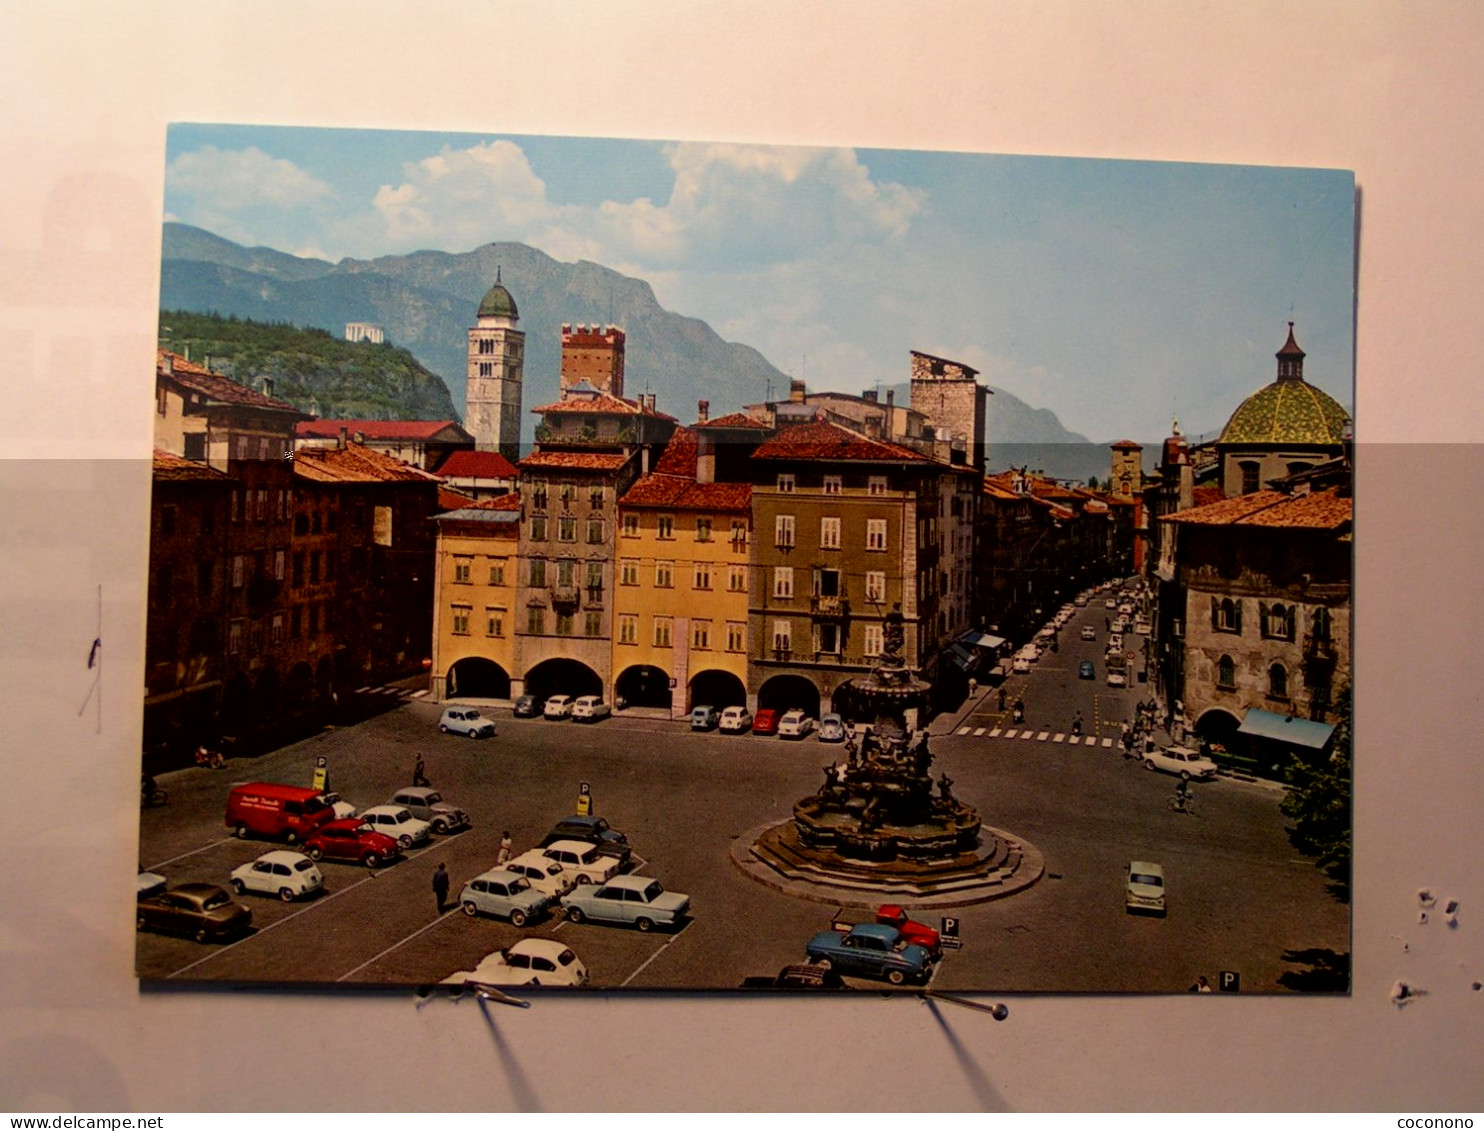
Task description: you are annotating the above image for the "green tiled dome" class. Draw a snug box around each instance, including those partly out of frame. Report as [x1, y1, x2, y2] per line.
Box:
[477, 279, 518, 320]
[1219, 380, 1349, 445]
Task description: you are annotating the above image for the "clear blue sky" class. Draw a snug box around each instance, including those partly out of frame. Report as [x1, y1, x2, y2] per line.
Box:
[164, 123, 1354, 442]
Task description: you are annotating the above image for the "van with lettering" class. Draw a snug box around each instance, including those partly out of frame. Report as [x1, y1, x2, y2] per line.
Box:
[225, 782, 336, 844]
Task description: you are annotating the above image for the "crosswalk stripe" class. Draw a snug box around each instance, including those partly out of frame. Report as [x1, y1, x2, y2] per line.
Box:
[956, 726, 971, 736]
[410, 690, 428, 699]
[1036, 731, 1050, 741]
[973, 727, 986, 737]
[1085, 736, 1097, 746]
[1102, 738, 1113, 747]
[354, 686, 372, 694]
[989, 728, 1002, 738]
[1052, 733, 1065, 743]
[1003, 729, 1017, 738]
[1021, 730, 1034, 741]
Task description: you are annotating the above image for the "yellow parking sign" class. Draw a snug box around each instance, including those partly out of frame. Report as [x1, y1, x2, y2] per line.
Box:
[312, 756, 328, 792]
[576, 780, 592, 816]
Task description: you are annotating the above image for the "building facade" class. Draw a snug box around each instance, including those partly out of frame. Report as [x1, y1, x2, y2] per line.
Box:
[430, 495, 522, 701]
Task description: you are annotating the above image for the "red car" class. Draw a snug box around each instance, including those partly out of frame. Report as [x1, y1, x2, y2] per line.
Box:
[752, 708, 781, 736]
[875, 904, 942, 958]
[303, 819, 403, 868]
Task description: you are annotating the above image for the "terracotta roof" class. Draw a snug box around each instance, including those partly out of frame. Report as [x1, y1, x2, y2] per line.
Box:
[152, 449, 232, 482]
[695, 411, 772, 430]
[519, 451, 630, 472]
[750, 420, 929, 464]
[296, 419, 467, 441]
[438, 486, 476, 511]
[157, 350, 301, 413]
[292, 443, 441, 485]
[982, 481, 1024, 501]
[531, 392, 676, 421]
[653, 428, 698, 477]
[1166, 488, 1351, 530]
[437, 450, 520, 479]
[1111, 439, 1143, 450]
[1192, 486, 1226, 507]
[474, 492, 522, 511]
[621, 472, 752, 512]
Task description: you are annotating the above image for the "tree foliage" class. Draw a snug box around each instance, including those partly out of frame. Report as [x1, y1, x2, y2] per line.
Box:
[1280, 686, 1352, 883]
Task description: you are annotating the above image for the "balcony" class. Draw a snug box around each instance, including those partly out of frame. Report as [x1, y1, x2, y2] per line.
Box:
[810, 595, 849, 618]
[551, 586, 581, 612]
[1303, 632, 1338, 664]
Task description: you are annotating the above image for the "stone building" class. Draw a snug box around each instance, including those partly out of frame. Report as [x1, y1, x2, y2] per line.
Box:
[430, 494, 522, 701]
[909, 350, 990, 471]
[1164, 487, 1351, 776]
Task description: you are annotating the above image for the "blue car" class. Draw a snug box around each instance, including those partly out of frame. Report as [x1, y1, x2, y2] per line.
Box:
[1078, 660, 1096, 680]
[804, 923, 932, 985]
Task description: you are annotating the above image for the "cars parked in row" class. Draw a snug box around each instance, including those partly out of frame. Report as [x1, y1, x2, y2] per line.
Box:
[561, 874, 690, 932]
[804, 922, 932, 985]
[443, 939, 589, 988]
[357, 805, 432, 848]
[818, 714, 847, 743]
[691, 705, 719, 731]
[512, 694, 541, 718]
[541, 840, 621, 885]
[874, 904, 943, 958]
[718, 705, 753, 733]
[572, 695, 611, 722]
[504, 851, 578, 899]
[137, 882, 252, 943]
[304, 819, 402, 868]
[225, 781, 337, 845]
[778, 709, 815, 739]
[438, 706, 496, 738]
[539, 815, 631, 864]
[542, 695, 574, 720]
[752, 708, 781, 736]
[229, 850, 324, 901]
[388, 787, 471, 834]
[458, 868, 553, 926]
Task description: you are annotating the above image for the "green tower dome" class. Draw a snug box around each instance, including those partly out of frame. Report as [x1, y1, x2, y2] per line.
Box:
[477, 268, 519, 320]
[1219, 324, 1349, 445]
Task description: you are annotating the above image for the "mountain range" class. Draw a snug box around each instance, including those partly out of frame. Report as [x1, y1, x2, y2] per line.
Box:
[160, 223, 1120, 469]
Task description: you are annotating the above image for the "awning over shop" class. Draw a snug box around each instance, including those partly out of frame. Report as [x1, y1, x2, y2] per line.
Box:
[1237, 708, 1335, 750]
[960, 631, 1006, 650]
[946, 643, 976, 670]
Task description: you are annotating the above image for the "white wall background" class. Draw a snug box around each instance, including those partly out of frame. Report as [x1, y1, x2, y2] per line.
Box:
[2, 1, 1481, 1112]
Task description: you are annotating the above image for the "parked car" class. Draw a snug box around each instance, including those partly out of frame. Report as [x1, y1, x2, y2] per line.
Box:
[1106, 668, 1128, 688]
[571, 695, 611, 723]
[541, 840, 620, 885]
[1080, 625, 1097, 641]
[137, 882, 251, 943]
[752, 708, 781, 736]
[317, 791, 357, 820]
[512, 694, 541, 718]
[225, 781, 336, 845]
[740, 963, 846, 990]
[1108, 633, 1124, 651]
[1143, 745, 1218, 781]
[458, 868, 553, 926]
[818, 713, 847, 743]
[561, 874, 690, 931]
[1011, 656, 1032, 674]
[690, 705, 720, 731]
[303, 818, 402, 868]
[1125, 860, 1167, 916]
[1078, 660, 1096, 680]
[504, 850, 578, 899]
[777, 709, 815, 739]
[539, 815, 631, 864]
[718, 705, 753, 734]
[1105, 597, 1118, 609]
[229, 850, 324, 901]
[804, 923, 932, 985]
[387, 787, 471, 834]
[137, 871, 167, 899]
[357, 805, 432, 848]
[438, 705, 496, 739]
[543, 694, 575, 720]
[443, 939, 589, 988]
[874, 904, 943, 958]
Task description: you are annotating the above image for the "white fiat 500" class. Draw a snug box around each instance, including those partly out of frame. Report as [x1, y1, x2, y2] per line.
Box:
[229, 850, 323, 902]
[357, 805, 432, 849]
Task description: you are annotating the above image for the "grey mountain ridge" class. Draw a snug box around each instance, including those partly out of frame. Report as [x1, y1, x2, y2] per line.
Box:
[160, 223, 1155, 473]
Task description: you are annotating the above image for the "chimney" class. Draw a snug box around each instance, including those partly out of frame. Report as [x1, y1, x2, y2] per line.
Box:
[354, 431, 365, 445]
[697, 429, 716, 485]
[162, 354, 174, 375]
[863, 389, 878, 404]
[886, 389, 895, 408]
[338, 426, 347, 449]
[789, 378, 806, 404]
[261, 377, 274, 398]
[697, 399, 710, 423]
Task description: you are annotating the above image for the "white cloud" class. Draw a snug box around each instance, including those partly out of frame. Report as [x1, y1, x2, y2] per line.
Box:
[168, 146, 332, 212]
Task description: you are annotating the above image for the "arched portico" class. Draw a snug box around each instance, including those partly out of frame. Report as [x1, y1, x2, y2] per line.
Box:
[524, 657, 603, 701]
[688, 669, 746, 711]
[758, 673, 821, 717]
[447, 657, 512, 700]
[615, 664, 672, 710]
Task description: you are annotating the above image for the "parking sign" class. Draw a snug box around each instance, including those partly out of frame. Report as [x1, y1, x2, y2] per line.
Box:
[1219, 971, 1241, 993]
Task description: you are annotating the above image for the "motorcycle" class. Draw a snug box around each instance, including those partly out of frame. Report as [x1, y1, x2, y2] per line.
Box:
[194, 745, 226, 770]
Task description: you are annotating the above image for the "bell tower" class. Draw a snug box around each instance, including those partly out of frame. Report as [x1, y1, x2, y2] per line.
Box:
[466, 268, 524, 460]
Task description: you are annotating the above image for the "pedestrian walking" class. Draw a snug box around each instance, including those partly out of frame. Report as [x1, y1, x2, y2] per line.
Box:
[998, 687, 1007, 712]
[432, 862, 450, 913]
[413, 755, 430, 788]
[1072, 711, 1083, 738]
[497, 831, 512, 864]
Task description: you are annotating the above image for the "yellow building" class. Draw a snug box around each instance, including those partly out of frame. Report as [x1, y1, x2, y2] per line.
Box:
[614, 428, 753, 716]
[430, 494, 521, 700]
